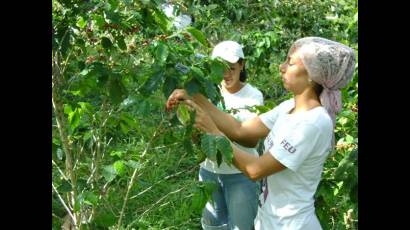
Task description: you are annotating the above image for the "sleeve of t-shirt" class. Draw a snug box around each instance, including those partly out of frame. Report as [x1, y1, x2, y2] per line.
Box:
[268, 123, 321, 172]
[259, 99, 292, 129]
[256, 91, 264, 106]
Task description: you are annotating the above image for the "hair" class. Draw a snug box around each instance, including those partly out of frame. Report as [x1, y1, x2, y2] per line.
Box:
[238, 58, 247, 82]
[312, 81, 323, 99]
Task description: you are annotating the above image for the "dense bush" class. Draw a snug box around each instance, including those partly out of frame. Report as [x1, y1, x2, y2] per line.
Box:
[52, 0, 357, 229]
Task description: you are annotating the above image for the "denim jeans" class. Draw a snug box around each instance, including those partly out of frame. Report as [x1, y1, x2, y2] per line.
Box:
[199, 167, 259, 230]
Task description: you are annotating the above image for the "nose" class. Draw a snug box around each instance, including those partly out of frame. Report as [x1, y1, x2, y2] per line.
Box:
[223, 70, 229, 77]
[223, 68, 231, 77]
[279, 63, 286, 74]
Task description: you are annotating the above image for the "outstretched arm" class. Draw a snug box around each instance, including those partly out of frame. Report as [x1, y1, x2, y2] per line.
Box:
[183, 99, 286, 180]
[166, 90, 269, 147]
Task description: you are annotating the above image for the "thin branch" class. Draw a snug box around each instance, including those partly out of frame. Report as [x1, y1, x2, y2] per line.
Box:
[52, 182, 76, 226]
[125, 185, 188, 230]
[140, 186, 186, 217]
[53, 51, 80, 230]
[130, 165, 196, 200]
[52, 160, 69, 181]
[116, 119, 165, 229]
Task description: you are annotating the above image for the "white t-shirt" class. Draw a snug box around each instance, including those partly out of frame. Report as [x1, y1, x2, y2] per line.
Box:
[161, 3, 192, 30]
[200, 83, 264, 174]
[254, 99, 332, 230]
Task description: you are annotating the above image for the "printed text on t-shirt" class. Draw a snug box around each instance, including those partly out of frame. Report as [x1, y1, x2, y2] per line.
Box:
[280, 139, 296, 153]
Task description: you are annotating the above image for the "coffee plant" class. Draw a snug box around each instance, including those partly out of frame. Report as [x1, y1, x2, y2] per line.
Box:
[52, 0, 358, 229]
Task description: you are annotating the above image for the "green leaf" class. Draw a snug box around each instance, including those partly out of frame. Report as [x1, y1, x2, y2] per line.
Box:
[216, 152, 222, 167]
[120, 113, 138, 131]
[155, 42, 169, 65]
[190, 66, 205, 79]
[59, 26, 71, 55]
[190, 189, 206, 214]
[101, 37, 113, 50]
[163, 75, 178, 98]
[349, 183, 358, 203]
[63, 104, 73, 115]
[177, 104, 191, 126]
[108, 0, 119, 10]
[83, 191, 98, 206]
[334, 154, 354, 180]
[216, 136, 233, 165]
[52, 140, 58, 156]
[205, 82, 219, 103]
[183, 138, 194, 155]
[113, 160, 126, 176]
[201, 134, 217, 161]
[186, 78, 201, 96]
[120, 121, 130, 134]
[93, 15, 105, 28]
[125, 160, 142, 169]
[152, 8, 171, 32]
[76, 16, 87, 29]
[140, 71, 165, 96]
[189, 107, 197, 126]
[79, 69, 90, 77]
[117, 36, 127, 50]
[95, 211, 116, 227]
[104, 11, 122, 25]
[186, 27, 209, 47]
[210, 61, 225, 83]
[196, 150, 207, 164]
[74, 196, 81, 212]
[339, 117, 348, 126]
[203, 181, 217, 198]
[82, 130, 92, 142]
[102, 165, 117, 183]
[68, 108, 81, 131]
[77, 102, 93, 112]
[345, 134, 354, 143]
[108, 77, 127, 105]
[110, 150, 124, 158]
[57, 180, 72, 193]
[333, 187, 339, 196]
[208, 4, 218, 10]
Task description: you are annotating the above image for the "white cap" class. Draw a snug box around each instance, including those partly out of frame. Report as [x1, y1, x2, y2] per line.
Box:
[211, 41, 244, 63]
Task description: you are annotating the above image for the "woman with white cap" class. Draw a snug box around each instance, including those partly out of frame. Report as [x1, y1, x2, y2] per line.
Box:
[166, 36, 356, 229]
[198, 41, 264, 230]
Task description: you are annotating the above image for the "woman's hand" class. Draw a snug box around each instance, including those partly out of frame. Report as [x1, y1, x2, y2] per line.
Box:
[165, 89, 190, 111]
[183, 99, 222, 136]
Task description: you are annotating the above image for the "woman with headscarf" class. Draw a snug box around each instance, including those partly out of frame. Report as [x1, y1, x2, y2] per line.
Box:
[166, 37, 356, 230]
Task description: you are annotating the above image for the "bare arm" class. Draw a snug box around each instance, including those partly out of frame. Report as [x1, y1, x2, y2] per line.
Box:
[193, 94, 269, 147]
[231, 145, 286, 181]
[182, 99, 286, 180]
[167, 90, 270, 147]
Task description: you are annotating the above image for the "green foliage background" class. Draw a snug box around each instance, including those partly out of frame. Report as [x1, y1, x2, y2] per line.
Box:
[52, 0, 358, 229]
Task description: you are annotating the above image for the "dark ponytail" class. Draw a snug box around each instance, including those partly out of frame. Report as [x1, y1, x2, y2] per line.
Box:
[238, 58, 247, 82]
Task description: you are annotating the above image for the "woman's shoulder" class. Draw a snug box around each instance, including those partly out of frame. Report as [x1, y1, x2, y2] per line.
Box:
[298, 107, 333, 131]
[277, 98, 295, 111]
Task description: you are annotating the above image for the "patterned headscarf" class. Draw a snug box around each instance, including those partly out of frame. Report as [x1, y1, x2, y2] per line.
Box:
[289, 37, 356, 128]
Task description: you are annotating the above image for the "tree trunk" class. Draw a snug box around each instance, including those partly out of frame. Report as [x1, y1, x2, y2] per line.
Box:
[52, 52, 81, 229]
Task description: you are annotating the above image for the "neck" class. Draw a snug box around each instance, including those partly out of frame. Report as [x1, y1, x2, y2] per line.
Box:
[291, 88, 321, 113]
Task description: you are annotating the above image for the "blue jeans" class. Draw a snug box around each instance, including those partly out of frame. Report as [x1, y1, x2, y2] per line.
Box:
[199, 168, 259, 230]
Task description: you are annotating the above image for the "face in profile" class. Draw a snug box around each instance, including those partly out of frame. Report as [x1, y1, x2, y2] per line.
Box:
[279, 49, 310, 94]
